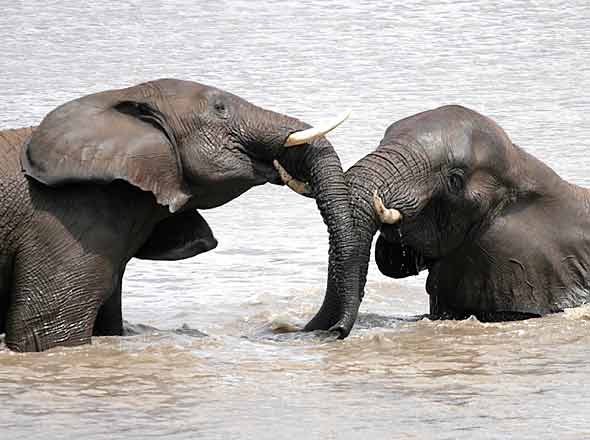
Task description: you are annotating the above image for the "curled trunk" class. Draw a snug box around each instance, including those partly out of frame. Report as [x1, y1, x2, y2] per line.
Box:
[243, 106, 362, 338]
[338, 150, 416, 318]
[276, 135, 361, 337]
[344, 161, 384, 298]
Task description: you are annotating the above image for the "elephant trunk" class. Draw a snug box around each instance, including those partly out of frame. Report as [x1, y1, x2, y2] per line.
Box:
[346, 166, 381, 299]
[264, 113, 359, 337]
[342, 150, 416, 306]
[241, 105, 363, 337]
[300, 139, 360, 337]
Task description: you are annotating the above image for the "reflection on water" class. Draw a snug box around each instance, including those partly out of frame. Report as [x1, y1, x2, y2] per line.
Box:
[2, 1, 590, 439]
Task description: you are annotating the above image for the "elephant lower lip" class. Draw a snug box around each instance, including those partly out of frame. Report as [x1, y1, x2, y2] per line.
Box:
[375, 232, 437, 278]
[265, 167, 283, 185]
[382, 227, 435, 272]
[401, 244, 434, 274]
[253, 160, 282, 184]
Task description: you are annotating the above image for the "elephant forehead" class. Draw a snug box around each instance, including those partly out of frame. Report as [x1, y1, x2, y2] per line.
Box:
[382, 105, 510, 168]
[383, 105, 473, 138]
[414, 125, 473, 162]
[469, 126, 512, 169]
[382, 119, 473, 165]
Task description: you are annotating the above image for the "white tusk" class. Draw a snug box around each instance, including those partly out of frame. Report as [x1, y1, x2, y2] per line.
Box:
[373, 190, 402, 224]
[284, 110, 351, 147]
[273, 160, 312, 196]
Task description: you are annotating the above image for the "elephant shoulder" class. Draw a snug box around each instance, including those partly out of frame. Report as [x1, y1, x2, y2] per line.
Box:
[135, 210, 217, 261]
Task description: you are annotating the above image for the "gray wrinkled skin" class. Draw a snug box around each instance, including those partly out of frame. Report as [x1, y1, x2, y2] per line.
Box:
[0, 79, 356, 351]
[345, 105, 590, 321]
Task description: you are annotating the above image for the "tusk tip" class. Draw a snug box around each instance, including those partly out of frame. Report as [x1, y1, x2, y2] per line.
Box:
[283, 108, 351, 147]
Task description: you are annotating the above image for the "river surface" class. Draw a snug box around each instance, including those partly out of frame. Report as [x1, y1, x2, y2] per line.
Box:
[2, 1, 590, 438]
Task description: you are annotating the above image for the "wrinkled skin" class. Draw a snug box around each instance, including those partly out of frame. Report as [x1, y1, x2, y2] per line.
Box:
[344, 105, 590, 325]
[0, 79, 358, 352]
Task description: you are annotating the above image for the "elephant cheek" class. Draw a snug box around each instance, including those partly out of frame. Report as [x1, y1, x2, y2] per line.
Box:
[374, 234, 421, 278]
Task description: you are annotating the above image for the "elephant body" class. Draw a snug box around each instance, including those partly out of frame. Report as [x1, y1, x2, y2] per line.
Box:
[0, 127, 216, 351]
[345, 105, 590, 322]
[0, 79, 359, 351]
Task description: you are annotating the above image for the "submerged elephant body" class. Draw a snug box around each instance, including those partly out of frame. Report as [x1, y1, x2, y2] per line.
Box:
[0, 129, 185, 350]
[0, 79, 359, 352]
[346, 105, 590, 321]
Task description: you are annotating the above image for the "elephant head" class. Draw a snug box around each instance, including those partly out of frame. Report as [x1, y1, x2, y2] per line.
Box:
[341, 105, 590, 324]
[21, 78, 361, 336]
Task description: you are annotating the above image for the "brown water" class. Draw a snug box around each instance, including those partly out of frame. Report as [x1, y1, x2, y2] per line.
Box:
[2, 1, 590, 438]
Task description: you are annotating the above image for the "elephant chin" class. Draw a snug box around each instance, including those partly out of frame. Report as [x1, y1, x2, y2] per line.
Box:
[375, 234, 433, 279]
[252, 159, 283, 185]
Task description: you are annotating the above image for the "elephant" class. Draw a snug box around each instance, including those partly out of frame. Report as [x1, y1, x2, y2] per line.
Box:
[339, 104, 590, 326]
[0, 78, 361, 352]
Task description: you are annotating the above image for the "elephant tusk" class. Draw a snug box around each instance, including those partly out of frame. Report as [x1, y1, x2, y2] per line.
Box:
[284, 110, 351, 147]
[373, 190, 403, 224]
[273, 160, 312, 197]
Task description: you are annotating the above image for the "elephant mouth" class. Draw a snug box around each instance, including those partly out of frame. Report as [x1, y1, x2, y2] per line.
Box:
[400, 243, 435, 274]
[237, 143, 283, 186]
[376, 228, 436, 278]
[252, 158, 283, 185]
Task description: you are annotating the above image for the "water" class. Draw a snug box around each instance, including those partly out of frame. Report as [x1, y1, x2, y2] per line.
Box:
[2, 1, 590, 438]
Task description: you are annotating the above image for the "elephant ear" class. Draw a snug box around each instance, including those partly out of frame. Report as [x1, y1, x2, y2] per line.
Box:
[21, 86, 191, 212]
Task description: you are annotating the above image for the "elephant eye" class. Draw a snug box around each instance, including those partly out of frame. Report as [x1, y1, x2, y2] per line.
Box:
[213, 100, 227, 116]
[449, 172, 464, 194]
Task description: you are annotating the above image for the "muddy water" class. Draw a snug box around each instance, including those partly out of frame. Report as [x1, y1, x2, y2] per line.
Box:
[2, 1, 590, 438]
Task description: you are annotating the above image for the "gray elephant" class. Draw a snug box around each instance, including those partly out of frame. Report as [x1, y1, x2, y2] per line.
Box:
[0, 78, 360, 352]
[337, 104, 590, 327]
